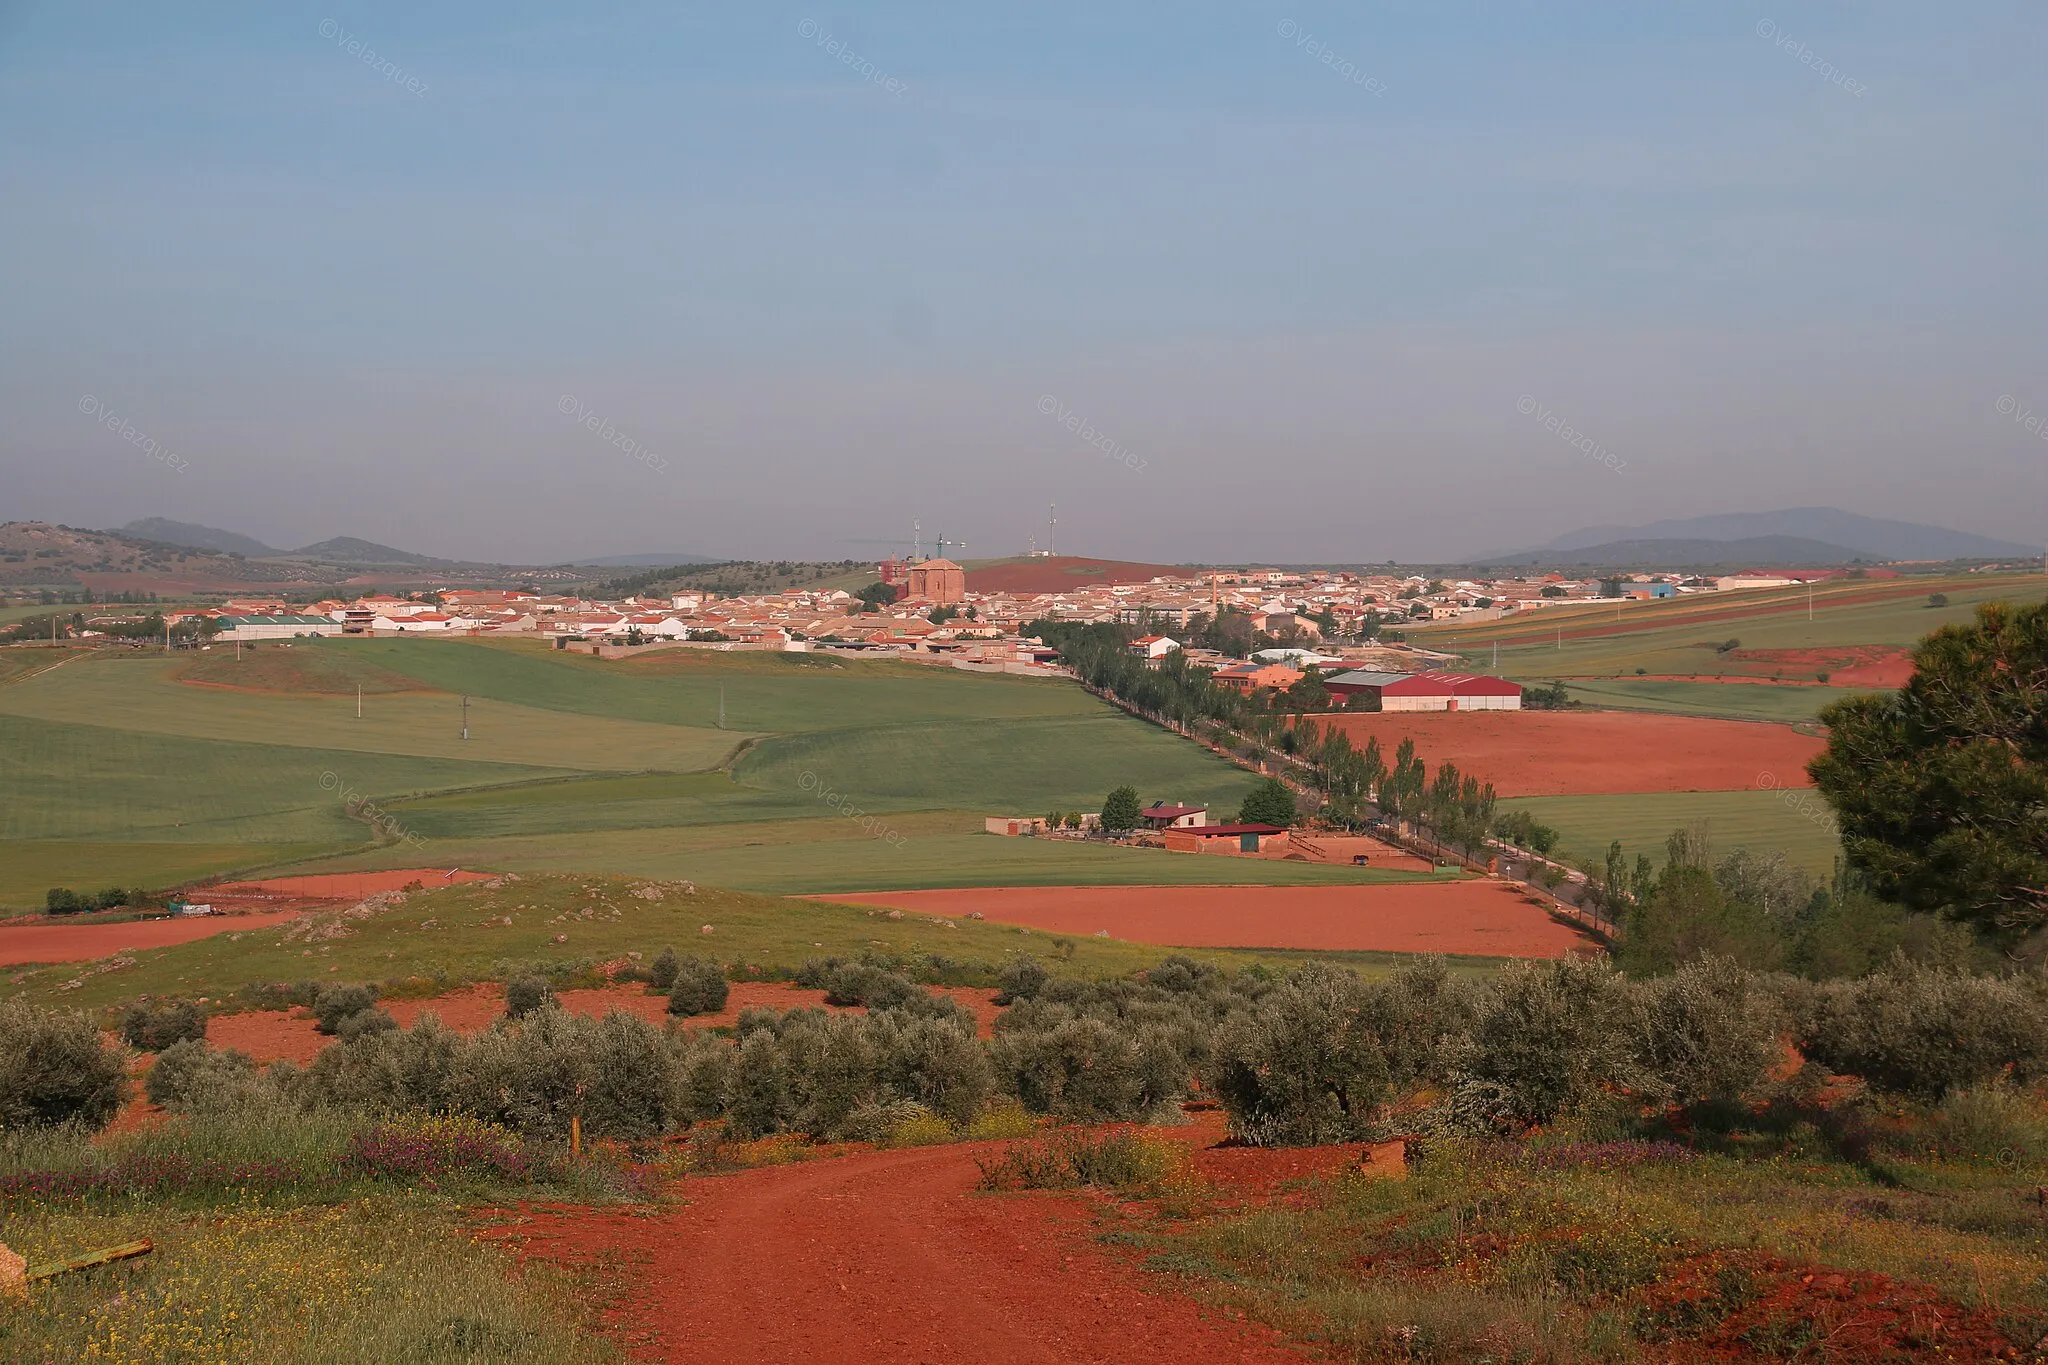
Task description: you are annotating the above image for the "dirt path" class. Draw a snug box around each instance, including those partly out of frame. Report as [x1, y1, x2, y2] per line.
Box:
[483, 1141, 1306, 1364]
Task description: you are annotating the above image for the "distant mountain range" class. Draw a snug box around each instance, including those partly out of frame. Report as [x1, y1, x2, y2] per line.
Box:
[120, 518, 281, 558]
[564, 553, 726, 567]
[1480, 535, 1869, 569]
[1478, 507, 2036, 567]
[118, 519, 442, 565]
[113, 519, 723, 570]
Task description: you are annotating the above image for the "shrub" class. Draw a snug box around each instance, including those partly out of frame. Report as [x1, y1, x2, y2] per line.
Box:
[0, 998, 127, 1132]
[820, 963, 917, 1009]
[990, 1015, 1148, 1121]
[1925, 1083, 2048, 1164]
[723, 1029, 796, 1139]
[312, 983, 381, 1036]
[347, 1113, 540, 1183]
[1627, 955, 1783, 1109]
[648, 947, 680, 991]
[504, 974, 554, 1019]
[335, 1008, 399, 1042]
[1205, 963, 1391, 1146]
[144, 1039, 264, 1115]
[302, 1013, 463, 1114]
[963, 1097, 1038, 1141]
[1358, 956, 1475, 1087]
[666, 957, 730, 1017]
[453, 1008, 681, 1142]
[120, 998, 207, 1052]
[1796, 957, 2048, 1098]
[976, 1128, 1181, 1192]
[1449, 957, 1633, 1127]
[994, 956, 1048, 1004]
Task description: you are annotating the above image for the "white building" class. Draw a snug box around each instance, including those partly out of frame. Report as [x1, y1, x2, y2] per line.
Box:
[213, 614, 344, 641]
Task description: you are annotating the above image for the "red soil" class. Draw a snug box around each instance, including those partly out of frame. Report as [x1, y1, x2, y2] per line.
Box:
[1730, 644, 1915, 688]
[1305, 710, 1824, 796]
[0, 911, 303, 967]
[818, 881, 1590, 958]
[476, 1133, 1307, 1364]
[204, 982, 1007, 1066]
[202, 869, 495, 902]
[966, 556, 1186, 595]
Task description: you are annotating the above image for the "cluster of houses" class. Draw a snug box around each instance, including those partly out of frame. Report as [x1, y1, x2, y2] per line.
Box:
[984, 801, 1295, 854]
[157, 560, 1816, 686]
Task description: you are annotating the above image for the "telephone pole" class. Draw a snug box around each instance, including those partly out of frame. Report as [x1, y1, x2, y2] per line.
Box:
[718, 686, 726, 729]
[356, 683, 363, 720]
[460, 694, 469, 741]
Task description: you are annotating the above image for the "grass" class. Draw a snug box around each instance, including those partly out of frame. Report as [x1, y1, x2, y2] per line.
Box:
[1114, 1129, 2048, 1361]
[0, 636, 1317, 902]
[1502, 790, 1842, 878]
[273, 817, 1439, 895]
[320, 636, 1107, 732]
[0, 1199, 617, 1365]
[1559, 678, 1861, 723]
[1412, 573, 2045, 698]
[0, 873, 1502, 1015]
[0, 653, 743, 772]
[0, 840, 338, 911]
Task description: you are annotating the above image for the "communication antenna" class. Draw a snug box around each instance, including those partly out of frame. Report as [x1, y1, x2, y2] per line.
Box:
[1047, 503, 1057, 556]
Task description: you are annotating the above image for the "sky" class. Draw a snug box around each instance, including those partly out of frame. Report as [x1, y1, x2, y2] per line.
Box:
[2, 1, 2044, 565]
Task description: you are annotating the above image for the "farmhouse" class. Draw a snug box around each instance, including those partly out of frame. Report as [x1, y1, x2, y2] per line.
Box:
[213, 614, 344, 641]
[1324, 671, 1523, 712]
[1141, 802, 1207, 829]
[1163, 823, 1290, 854]
[1128, 634, 1180, 661]
[1211, 661, 1304, 695]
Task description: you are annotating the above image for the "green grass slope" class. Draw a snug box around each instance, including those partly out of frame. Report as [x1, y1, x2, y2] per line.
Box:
[1502, 789, 1842, 879]
[0, 874, 1500, 1014]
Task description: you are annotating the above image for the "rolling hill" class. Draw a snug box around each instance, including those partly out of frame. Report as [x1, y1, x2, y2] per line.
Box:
[1479, 535, 1869, 568]
[118, 518, 281, 557]
[1492, 507, 2034, 563]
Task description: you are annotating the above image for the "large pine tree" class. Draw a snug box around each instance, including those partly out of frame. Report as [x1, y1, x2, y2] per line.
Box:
[1809, 597, 2048, 940]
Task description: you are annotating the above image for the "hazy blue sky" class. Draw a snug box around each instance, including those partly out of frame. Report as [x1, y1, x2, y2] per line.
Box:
[3, 2, 2043, 563]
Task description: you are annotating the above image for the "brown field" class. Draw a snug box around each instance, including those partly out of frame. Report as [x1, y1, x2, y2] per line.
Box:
[0, 910, 303, 967]
[1305, 710, 1825, 796]
[818, 881, 1590, 957]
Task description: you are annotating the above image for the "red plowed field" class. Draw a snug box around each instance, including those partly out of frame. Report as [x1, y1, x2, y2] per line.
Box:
[1306, 710, 1824, 796]
[819, 881, 1588, 957]
[0, 911, 302, 967]
[478, 1121, 1312, 1364]
[204, 869, 495, 902]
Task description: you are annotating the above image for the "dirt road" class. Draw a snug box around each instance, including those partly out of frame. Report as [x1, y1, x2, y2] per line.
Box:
[483, 1140, 1306, 1364]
